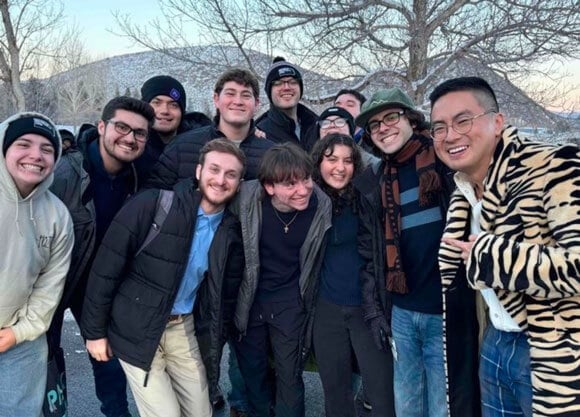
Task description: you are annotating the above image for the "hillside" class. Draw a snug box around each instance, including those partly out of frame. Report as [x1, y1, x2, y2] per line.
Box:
[41, 46, 574, 140]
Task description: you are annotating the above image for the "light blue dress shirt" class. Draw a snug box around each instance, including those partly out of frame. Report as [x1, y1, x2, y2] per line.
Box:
[171, 207, 224, 314]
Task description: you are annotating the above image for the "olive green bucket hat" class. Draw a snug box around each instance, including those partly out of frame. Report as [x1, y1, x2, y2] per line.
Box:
[355, 87, 416, 128]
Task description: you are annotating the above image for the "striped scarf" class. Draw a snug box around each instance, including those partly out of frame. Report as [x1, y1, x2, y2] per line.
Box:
[381, 134, 442, 294]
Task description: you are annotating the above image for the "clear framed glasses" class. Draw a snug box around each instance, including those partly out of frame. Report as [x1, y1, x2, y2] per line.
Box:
[319, 117, 347, 129]
[271, 79, 299, 88]
[106, 120, 148, 143]
[366, 110, 405, 134]
[430, 110, 495, 141]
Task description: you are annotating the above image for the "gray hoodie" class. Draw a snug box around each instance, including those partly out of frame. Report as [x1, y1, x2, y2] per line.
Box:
[0, 112, 74, 344]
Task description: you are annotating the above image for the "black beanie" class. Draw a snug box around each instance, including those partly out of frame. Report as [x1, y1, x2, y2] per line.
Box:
[318, 106, 355, 136]
[265, 57, 303, 102]
[3, 115, 60, 156]
[141, 75, 186, 113]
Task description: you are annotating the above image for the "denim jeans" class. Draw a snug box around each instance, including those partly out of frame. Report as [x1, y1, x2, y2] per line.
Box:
[479, 325, 532, 417]
[0, 335, 48, 417]
[390, 305, 447, 417]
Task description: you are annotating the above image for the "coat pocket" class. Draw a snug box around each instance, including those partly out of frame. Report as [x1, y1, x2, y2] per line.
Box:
[109, 279, 165, 344]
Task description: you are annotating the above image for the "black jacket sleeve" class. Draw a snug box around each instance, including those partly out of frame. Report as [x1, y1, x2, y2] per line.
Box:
[80, 189, 159, 339]
[358, 190, 388, 323]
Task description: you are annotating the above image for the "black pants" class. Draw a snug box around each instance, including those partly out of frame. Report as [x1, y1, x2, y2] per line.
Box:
[313, 298, 395, 417]
[234, 299, 305, 417]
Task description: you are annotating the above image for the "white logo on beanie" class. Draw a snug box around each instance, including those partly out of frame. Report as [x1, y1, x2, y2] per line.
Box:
[33, 117, 55, 135]
[278, 67, 297, 78]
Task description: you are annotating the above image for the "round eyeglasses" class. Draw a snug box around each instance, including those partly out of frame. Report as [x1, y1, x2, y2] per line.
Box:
[430, 110, 496, 141]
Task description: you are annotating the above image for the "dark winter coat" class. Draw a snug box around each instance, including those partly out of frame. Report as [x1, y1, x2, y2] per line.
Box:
[230, 180, 332, 370]
[80, 179, 244, 389]
[256, 103, 318, 149]
[49, 127, 139, 313]
[134, 111, 212, 184]
[49, 149, 96, 312]
[354, 154, 481, 417]
[145, 122, 274, 189]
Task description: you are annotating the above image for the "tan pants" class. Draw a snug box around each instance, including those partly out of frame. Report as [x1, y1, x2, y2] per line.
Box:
[119, 314, 212, 417]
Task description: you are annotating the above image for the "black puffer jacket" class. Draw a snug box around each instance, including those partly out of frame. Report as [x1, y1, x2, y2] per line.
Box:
[354, 150, 481, 417]
[81, 179, 244, 388]
[145, 122, 274, 189]
[134, 111, 212, 184]
[256, 103, 318, 149]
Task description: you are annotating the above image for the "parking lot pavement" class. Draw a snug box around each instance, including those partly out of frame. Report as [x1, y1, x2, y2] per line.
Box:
[62, 311, 336, 417]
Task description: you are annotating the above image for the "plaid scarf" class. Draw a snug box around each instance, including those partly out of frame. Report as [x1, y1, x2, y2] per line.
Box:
[381, 134, 442, 294]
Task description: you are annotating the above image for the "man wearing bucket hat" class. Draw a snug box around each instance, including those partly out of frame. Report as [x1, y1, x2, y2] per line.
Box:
[353, 88, 480, 417]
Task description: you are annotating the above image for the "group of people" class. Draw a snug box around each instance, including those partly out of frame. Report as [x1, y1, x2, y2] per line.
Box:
[0, 55, 578, 417]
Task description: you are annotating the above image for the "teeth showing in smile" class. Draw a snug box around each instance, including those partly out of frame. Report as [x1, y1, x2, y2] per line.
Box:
[118, 144, 134, 152]
[21, 163, 42, 172]
[380, 133, 396, 142]
[449, 146, 467, 154]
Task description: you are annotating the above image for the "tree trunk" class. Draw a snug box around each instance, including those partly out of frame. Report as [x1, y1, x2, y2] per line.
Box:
[0, 0, 26, 111]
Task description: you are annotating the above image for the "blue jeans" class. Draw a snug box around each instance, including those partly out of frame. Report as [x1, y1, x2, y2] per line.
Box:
[0, 335, 48, 417]
[479, 325, 532, 417]
[391, 305, 447, 417]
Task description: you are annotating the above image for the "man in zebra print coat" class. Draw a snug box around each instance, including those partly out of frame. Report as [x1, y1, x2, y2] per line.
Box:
[430, 76, 580, 417]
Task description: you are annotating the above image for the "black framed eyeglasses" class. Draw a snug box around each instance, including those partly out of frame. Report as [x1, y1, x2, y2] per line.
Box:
[106, 120, 148, 143]
[319, 117, 347, 129]
[430, 110, 496, 142]
[366, 110, 405, 134]
[271, 79, 299, 88]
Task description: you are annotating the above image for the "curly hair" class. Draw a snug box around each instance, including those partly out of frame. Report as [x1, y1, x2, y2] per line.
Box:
[311, 133, 362, 215]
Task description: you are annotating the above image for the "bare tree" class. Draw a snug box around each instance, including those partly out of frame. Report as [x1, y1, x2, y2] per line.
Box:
[116, 0, 579, 107]
[252, 0, 580, 104]
[47, 30, 108, 130]
[0, 0, 65, 111]
[114, 0, 276, 76]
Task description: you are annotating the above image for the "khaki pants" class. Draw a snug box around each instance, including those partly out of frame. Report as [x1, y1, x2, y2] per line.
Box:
[119, 314, 212, 417]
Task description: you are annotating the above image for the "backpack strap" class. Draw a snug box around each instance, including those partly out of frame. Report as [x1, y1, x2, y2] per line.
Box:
[135, 189, 174, 257]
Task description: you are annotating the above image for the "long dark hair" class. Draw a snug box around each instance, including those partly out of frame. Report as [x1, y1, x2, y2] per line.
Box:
[311, 133, 362, 215]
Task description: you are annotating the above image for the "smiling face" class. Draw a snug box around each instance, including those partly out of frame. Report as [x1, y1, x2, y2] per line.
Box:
[5, 133, 55, 197]
[264, 176, 314, 212]
[270, 76, 301, 110]
[214, 81, 259, 129]
[431, 90, 503, 184]
[149, 95, 182, 138]
[97, 109, 148, 173]
[319, 144, 354, 192]
[368, 107, 414, 155]
[196, 150, 244, 214]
